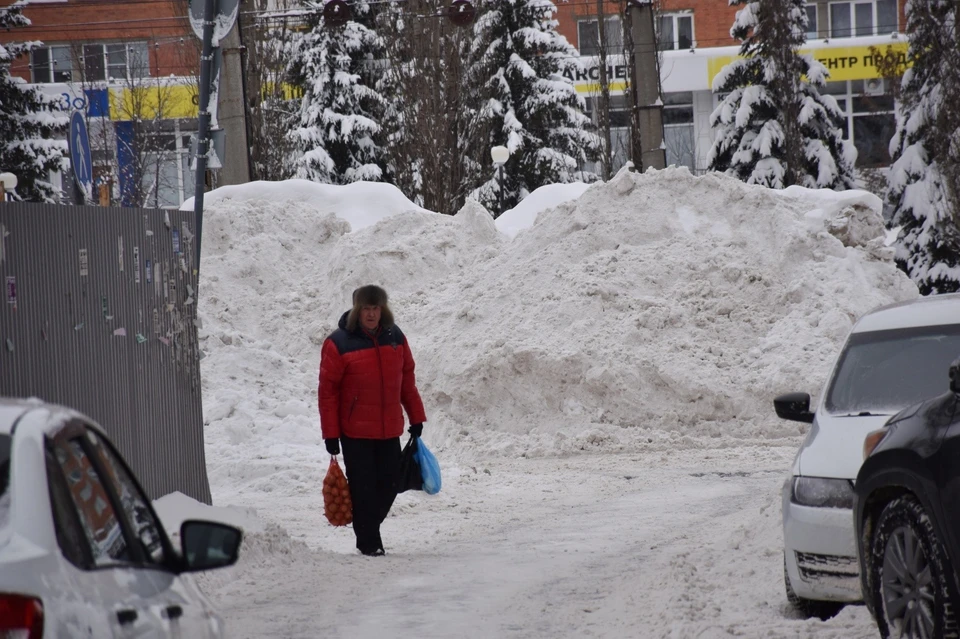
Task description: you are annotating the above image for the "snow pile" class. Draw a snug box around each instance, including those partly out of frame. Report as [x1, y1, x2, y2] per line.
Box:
[196, 167, 916, 496]
[182, 179, 430, 233]
[407, 168, 916, 453]
[495, 182, 592, 239]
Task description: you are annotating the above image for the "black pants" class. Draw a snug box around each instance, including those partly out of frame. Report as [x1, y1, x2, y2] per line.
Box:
[340, 434, 401, 553]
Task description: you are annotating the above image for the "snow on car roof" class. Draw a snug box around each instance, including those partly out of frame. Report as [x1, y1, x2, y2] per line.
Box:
[853, 293, 960, 333]
[0, 399, 35, 435]
[0, 398, 88, 437]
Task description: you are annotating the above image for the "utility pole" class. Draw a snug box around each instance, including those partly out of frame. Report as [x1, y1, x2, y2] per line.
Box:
[218, 18, 252, 185]
[628, 0, 666, 170]
[594, 0, 612, 180]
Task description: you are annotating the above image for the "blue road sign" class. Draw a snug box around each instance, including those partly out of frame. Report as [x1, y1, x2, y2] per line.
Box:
[69, 111, 93, 192]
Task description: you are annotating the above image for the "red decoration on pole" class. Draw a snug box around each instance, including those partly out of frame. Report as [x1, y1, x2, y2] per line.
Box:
[447, 0, 476, 27]
[323, 0, 351, 27]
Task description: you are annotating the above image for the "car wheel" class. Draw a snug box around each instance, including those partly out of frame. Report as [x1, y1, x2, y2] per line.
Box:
[870, 495, 959, 639]
[783, 553, 844, 620]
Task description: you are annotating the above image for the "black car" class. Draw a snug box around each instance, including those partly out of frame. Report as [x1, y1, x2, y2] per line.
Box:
[854, 358, 960, 639]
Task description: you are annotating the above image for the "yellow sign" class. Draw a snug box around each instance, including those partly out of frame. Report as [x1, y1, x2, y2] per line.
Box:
[576, 81, 629, 94]
[707, 42, 909, 87]
[108, 84, 199, 121]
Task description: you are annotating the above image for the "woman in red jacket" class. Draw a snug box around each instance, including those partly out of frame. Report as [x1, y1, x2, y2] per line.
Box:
[318, 285, 427, 556]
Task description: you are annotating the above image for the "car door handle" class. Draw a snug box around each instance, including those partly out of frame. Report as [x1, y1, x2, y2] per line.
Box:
[164, 605, 183, 620]
[117, 609, 138, 625]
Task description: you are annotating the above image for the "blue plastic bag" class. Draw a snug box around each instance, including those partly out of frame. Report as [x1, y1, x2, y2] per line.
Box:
[414, 438, 441, 495]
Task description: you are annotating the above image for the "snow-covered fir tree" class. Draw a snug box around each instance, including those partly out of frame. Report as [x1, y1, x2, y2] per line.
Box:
[0, 2, 67, 202]
[887, 0, 960, 294]
[374, 0, 481, 214]
[287, 0, 385, 183]
[467, 0, 599, 214]
[708, 0, 856, 189]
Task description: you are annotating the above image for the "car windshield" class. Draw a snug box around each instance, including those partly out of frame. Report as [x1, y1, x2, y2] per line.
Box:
[0, 434, 10, 528]
[826, 324, 960, 415]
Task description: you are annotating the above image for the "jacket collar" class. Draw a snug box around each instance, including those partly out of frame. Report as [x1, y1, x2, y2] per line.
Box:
[338, 310, 386, 338]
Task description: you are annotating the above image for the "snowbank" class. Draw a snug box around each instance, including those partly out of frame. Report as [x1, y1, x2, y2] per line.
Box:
[195, 168, 916, 506]
[495, 181, 593, 239]
[181, 179, 429, 233]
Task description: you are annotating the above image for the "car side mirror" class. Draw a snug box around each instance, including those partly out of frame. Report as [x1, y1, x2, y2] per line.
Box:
[951, 358, 960, 394]
[774, 392, 815, 423]
[179, 520, 242, 573]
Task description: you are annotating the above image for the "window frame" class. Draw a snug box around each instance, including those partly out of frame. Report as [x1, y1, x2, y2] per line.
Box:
[82, 427, 170, 566]
[45, 420, 177, 573]
[30, 45, 74, 83]
[662, 92, 696, 170]
[823, 79, 896, 167]
[576, 16, 624, 57]
[805, 3, 819, 39]
[80, 42, 151, 83]
[45, 445, 96, 569]
[828, 0, 898, 38]
[657, 13, 695, 51]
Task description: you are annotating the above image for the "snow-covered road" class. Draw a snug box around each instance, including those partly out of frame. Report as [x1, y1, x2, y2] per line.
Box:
[197, 445, 878, 638]
[180, 170, 916, 637]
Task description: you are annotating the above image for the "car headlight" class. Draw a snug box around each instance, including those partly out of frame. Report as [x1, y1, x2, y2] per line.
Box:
[791, 476, 855, 509]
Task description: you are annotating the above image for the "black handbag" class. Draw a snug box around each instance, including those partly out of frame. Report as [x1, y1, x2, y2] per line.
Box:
[397, 437, 423, 493]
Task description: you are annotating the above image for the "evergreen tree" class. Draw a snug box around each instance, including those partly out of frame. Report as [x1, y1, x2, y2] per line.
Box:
[0, 2, 67, 202]
[707, 0, 856, 190]
[467, 0, 599, 214]
[374, 0, 481, 214]
[287, 0, 386, 183]
[887, 0, 960, 294]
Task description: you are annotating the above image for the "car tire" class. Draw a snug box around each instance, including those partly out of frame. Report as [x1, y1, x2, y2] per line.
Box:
[870, 495, 959, 639]
[783, 553, 844, 620]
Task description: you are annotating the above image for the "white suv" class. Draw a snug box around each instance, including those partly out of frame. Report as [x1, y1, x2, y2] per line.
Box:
[0, 398, 242, 638]
[776, 293, 960, 619]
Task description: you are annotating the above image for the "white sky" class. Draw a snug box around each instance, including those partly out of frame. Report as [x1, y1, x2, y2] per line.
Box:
[171, 167, 917, 637]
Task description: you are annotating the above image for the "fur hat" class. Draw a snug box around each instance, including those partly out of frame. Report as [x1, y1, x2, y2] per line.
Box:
[346, 285, 394, 332]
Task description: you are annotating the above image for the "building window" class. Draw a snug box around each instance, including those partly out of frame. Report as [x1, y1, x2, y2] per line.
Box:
[30, 46, 73, 83]
[577, 17, 623, 57]
[82, 42, 150, 83]
[824, 79, 896, 167]
[583, 96, 631, 173]
[829, 0, 898, 37]
[663, 92, 695, 169]
[805, 4, 819, 39]
[658, 14, 694, 50]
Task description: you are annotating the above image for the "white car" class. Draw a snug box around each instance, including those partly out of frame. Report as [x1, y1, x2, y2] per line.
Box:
[776, 292, 960, 619]
[0, 398, 242, 638]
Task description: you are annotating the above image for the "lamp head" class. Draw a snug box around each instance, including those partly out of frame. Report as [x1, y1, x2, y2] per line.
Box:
[0, 173, 17, 189]
[490, 146, 509, 165]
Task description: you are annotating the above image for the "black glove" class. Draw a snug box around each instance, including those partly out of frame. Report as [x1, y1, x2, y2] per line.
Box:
[325, 438, 340, 455]
[408, 423, 423, 438]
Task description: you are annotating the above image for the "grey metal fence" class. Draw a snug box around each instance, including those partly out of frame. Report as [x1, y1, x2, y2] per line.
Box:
[0, 201, 211, 504]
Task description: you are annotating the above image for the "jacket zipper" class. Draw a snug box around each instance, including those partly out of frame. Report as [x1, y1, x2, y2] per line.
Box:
[347, 396, 358, 421]
[375, 337, 385, 438]
[363, 326, 387, 438]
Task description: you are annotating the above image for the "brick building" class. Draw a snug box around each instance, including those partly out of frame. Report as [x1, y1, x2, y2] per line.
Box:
[553, 0, 908, 175]
[0, 0, 199, 207]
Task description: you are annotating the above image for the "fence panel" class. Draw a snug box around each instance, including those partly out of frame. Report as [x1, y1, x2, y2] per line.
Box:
[0, 201, 210, 504]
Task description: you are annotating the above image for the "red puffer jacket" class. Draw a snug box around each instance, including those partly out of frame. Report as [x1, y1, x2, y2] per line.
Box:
[318, 313, 427, 440]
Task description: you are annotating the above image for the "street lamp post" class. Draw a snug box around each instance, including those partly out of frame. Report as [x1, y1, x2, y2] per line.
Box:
[0, 173, 18, 202]
[490, 145, 509, 218]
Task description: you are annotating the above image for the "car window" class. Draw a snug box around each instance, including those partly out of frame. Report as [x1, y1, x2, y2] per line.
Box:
[51, 438, 130, 566]
[46, 447, 95, 568]
[83, 429, 167, 565]
[0, 434, 10, 528]
[826, 325, 960, 414]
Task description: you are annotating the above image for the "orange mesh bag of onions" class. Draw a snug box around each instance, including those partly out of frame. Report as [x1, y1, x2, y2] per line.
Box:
[322, 458, 353, 526]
